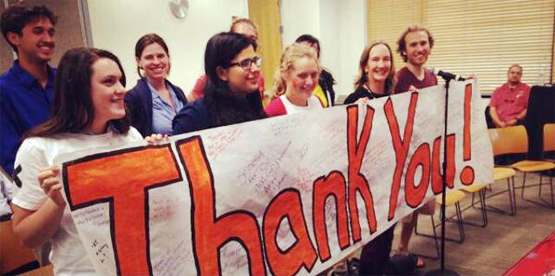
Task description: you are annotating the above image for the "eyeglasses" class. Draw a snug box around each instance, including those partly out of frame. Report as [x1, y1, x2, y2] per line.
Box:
[228, 56, 262, 70]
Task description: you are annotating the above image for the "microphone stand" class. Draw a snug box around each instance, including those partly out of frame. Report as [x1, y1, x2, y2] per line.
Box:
[425, 77, 459, 276]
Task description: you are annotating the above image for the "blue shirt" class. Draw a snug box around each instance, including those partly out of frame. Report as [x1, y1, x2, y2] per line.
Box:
[148, 82, 185, 135]
[0, 61, 55, 174]
[172, 99, 214, 134]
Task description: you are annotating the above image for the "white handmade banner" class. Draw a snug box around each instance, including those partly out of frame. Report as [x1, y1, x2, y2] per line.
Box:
[57, 80, 493, 275]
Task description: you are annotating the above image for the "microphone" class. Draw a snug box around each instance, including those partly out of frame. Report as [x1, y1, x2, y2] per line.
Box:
[430, 68, 466, 81]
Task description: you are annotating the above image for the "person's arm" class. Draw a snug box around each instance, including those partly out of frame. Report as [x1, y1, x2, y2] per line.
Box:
[0, 96, 19, 175]
[506, 108, 527, 126]
[489, 106, 505, 128]
[12, 166, 65, 248]
[173, 104, 203, 134]
[188, 75, 206, 102]
[516, 108, 527, 121]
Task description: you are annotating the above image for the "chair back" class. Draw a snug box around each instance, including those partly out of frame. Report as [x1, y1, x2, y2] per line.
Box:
[488, 125, 528, 156]
[543, 123, 555, 152]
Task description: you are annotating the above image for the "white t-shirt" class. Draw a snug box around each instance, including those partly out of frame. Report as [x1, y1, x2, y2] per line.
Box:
[280, 94, 323, 115]
[12, 128, 142, 275]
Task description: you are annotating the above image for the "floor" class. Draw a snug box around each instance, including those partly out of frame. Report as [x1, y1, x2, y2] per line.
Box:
[329, 172, 555, 275]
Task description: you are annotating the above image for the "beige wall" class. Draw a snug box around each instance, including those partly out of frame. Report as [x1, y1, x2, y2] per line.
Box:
[86, 0, 248, 93]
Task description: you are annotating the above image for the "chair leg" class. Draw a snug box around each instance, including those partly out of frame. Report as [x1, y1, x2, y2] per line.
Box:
[521, 172, 527, 198]
[509, 176, 517, 215]
[479, 188, 488, 227]
[549, 176, 554, 208]
[413, 214, 440, 259]
[484, 177, 517, 215]
[455, 202, 465, 243]
[539, 174, 543, 198]
[459, 189, 488, 228]
[430, 215, 440, 259]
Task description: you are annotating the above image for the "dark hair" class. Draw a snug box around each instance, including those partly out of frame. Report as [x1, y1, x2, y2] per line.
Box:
[202, 32, 266, 127]
[1, 3, 57, 52]
[134, 33, 170, 77]
[26, 48, 129, 138]
[396, 25, 434, 63]
[354, 41, 396, 95]
[295, 34, 320, 58]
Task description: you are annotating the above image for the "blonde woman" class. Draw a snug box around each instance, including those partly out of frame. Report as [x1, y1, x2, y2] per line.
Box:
[265, 43, 322, 116]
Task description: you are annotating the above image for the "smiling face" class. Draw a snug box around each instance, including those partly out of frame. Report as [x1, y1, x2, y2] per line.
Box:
[366, 44, 392, 85]
[403, 30, 431, 67]
[137, 42, 169, 82]
[284, 56, 319, 102]
[8, 16, 55, 63]
[90, 58, 127, 130]
[217, 45, 260, 95]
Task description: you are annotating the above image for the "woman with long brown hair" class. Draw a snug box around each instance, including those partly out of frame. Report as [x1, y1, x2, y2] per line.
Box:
[344, 41, 396, 104]
[10, 48, 143, 274]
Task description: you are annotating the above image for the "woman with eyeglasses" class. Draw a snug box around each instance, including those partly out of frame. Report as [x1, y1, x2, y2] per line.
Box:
[265, 43, 322, 116]
[172, 32, 266, 134]
[188, 18, 265, 101]
[125, 34, 187, 137]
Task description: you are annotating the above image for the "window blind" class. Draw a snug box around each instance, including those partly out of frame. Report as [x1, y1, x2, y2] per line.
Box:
[367, 0, 554, 94]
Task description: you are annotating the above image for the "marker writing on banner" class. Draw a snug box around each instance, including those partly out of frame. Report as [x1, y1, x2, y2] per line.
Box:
[62, 86, 476, 276]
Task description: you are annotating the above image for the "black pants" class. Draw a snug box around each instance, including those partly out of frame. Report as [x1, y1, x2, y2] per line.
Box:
[359, 226, 395, 276]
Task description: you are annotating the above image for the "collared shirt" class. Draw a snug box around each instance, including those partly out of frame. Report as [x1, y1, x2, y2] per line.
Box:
[148, 82, 185, 135]
[490, 82, 531, 122]
[0, 60, 55, 175]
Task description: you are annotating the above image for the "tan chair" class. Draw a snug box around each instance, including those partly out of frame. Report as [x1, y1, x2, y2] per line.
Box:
[459, 183, 488, 227]
[414, 190, 466, 259]
[489, 126, 555, 208]
[538, 123, 555, 204]
[0, 219, 40, 275]
[544, 123, 555, 155]
[487, 128, 519, 215]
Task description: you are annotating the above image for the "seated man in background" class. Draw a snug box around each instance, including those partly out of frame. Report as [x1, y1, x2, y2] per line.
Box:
[489, 64, 530, 128]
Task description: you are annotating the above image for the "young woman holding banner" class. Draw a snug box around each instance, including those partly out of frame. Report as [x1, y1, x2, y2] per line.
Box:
[10, 48, 162, 274]
[172, 32, 267, 134]
[265, 43, 322, 116]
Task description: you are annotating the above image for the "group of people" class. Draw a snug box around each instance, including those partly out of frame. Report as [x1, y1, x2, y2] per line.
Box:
[0, 2, 532, 275]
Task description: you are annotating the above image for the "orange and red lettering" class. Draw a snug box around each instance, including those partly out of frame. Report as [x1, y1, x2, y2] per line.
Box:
[177, 137, 266, 276]
[404, 143, 430, 207]
[312, 171, 350, 261]
[431, 135, 456, 193]
[384, 92, 418, 220]
[263, 189, 318, 275]
[346, 105, 377, 242]
[64, 145, 181, 276]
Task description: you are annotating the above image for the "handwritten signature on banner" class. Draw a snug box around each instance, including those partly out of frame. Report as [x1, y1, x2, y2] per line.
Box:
[58, 81, 493, 275]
